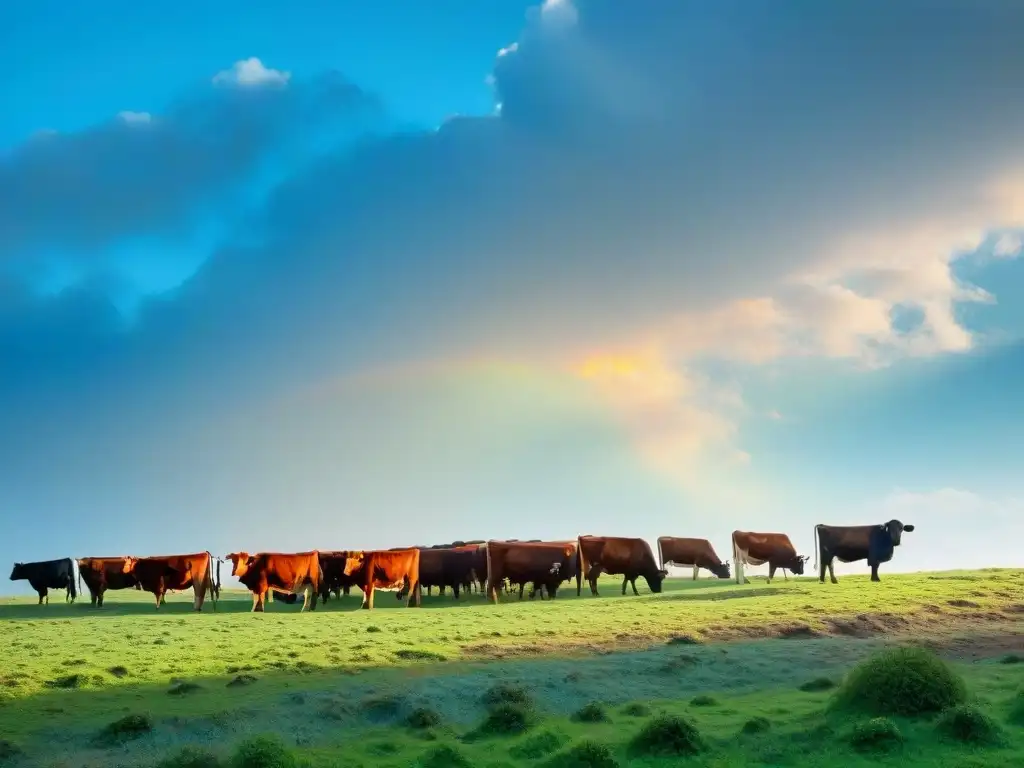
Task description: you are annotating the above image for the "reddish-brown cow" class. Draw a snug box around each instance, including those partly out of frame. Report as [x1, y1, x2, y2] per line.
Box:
[76, 557, 140, 607]
[731, 531, 808, 584]
[577, 536, 667, 596]
[657, 537, 731, 580]
[485, 541, 580, 603]
[122, 552, 218, 611]
[342, 548, 421, 610]
[226, 551, 322, 612]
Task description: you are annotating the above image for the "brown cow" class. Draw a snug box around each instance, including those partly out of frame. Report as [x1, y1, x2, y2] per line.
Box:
[76, 557, 140, 607]
[485, 541, 580, 603]
[578, 536, 667, 596]
[657, 537, 731, 580]
[226, 551, 322, 612]
[121, 552, 218, 611]
[342, 548, 421, 609]
[731, 531, 808, 584]
[418, 546, 480, 599]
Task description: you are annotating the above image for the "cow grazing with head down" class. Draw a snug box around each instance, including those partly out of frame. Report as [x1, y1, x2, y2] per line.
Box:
[577, 536, 667, 596]
[814, 520, 915, 583]
[485, 541, 579, 603]
[657, 537, 731, 580]
[76, 557, 140, 607]
[9, 558, 77, 605]
[342, 548, 421, 609]
[226, 551, 322, 612]
[121, 552, 218, 611]
[731, 531, 808, 584]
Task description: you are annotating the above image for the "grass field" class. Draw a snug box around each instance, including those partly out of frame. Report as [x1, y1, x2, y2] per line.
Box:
[0, 568, 1021, 767]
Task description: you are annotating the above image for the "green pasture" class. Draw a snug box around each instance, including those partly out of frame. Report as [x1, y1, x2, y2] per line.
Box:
[0, 568, 1020, 766]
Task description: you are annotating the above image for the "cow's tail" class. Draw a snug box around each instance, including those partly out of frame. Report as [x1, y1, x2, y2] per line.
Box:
[657, 538, 664, 571]
[206, 552, 218, 611]
[69, 560, 78, 602]
[485, 543, 494, 602]
[576, 537, 587, 597]
[813, 524, 819, 573]
[216, 558, 222, 595]
[77, 563, 84, 598]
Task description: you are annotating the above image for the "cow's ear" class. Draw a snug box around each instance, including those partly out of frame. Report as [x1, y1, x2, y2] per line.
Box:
[902, 524, 915, 532]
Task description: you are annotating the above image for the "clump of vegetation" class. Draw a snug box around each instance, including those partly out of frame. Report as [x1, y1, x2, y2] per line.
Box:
[848, 717, 903, 753]
[666, 634, 701, 645]
[107, 665, 129, 678]
[226, 673, 257, 687]
[416, 744, 472, 768]
[363, 693, 406, 722]
[543, 740, 620, 768]
[0, 739, 23, 760]
[471, 703, 534, 738]
[394, 649, 447, 662]
[168, 681, 202, 695]
[741, 716, 771, 735]
[94, 713, 153, 746]
[406, 707, 442, 729]
[483, 682, 533, 709]
[690, 694, 717, 707]
[156, 745, 223, 768]
[573, 701, 610, 723]
[628, 714, 704, 757]
[832, 646, 967, 716]
[799, 677, 835, 693]
[509, 731, 568, 760]
[366, 625, 382, 633]
[45, 673, 85, 689]
[229, 735, 296, 768]
[935, 704, 1002, 745]
[620, 703, 650, 717]
[999, 653, 1022, 665]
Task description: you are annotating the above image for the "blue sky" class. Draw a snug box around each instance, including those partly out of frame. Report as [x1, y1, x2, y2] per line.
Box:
[3, 0, 1024, 595]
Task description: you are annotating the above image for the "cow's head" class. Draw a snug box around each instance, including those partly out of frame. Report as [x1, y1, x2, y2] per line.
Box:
[342, 552, 367, 577]
[787, 555, 810, 575]
[226, 552, 252, 578]
[711, 560, 731, 580]
[883, 519, 914, 546]
[9, 563, 25, 581]
[645, 569, 670, 593]
[121, 557, 139, 575]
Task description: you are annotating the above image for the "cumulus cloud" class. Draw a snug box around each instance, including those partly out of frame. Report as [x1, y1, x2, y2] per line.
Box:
[3, 0, 1024, 555]
[117, 111, 152, 125]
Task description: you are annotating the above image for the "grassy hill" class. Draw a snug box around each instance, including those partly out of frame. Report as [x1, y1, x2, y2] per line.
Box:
[0, 568, 1021, 766]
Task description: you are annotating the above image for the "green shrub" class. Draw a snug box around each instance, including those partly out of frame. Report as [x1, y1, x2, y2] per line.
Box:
[741, 716, 771, 734]
[799, 677, 836, 692]
[415, 743, 472, 768]
[482, 683, 533, 710]
[474, 702, 534, 737]
[999, 653, 1021, 665]
[406, 707, 442, 729]
[690, 694, 717, 707]
[509, 731, 568, 760]
[628, 714, 704, 757]
[543, 740, 620, 768]
[230, 735, 296, 768]
[832, 646, 967, 716]
[157, 745, 223, 768]
[572, 702, 610, 723]
[620, 703, 650, 717]
[849, 718, 903, 753]
[362, 693, 405, 722]
[94, 714, 153, 746]
[936, 704, 1002, 745]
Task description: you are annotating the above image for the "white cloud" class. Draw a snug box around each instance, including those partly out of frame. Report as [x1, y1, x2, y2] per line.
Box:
[117, 111, 152, 125]
[994, 232, 1023, 259]
[212, 57, 291, 87]
[540, 0, 579, 29]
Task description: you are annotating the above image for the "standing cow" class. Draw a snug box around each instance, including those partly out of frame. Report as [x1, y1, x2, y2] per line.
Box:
[226, 551, 322, 612]
[657, 537, 731, 580]
[121, 552, 218, 611]
[77, 557, 140, 607]
[814, 520, 915, 583]
[485, 541, 578, 603]
[577, 536, 667, 596]
[731, 531, 808, 584]
[9, 558, 77, 604]
[342, 548, 421, 609]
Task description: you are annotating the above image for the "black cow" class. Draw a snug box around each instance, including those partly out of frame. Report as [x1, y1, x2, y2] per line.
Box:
[814, 520, 915, 583]
[10, 558, 77, 604]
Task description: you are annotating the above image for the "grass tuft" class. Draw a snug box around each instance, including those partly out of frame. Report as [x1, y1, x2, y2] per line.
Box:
[509, 731, 568, 760]
[363, 693, 405, 722]
[572, 701, 610, 723]
[472, 702, 534, 737]
[483, 682, 533, 710]
[620, 703, 650, 718]
[628, 714, 704, 757]
[831, 646, 967, 717]
[741, 716, 771, 734]
[156, 745, 224, 768]
[799, 677, 836, 692]
[935, 704, 1002, 745]
[999, 653, 1022, 665]
[690, 694, 717, 707]
[229, 735, 296, 768]
[849, 717, 903, 753]
[415, 743, 472, 768]
[406, 707, 442, 729]
[394, 649, 447, 662]
[0, 739, 23, 760]
[542, 740, 620, 768]
[94, 713, 153, 746]
[226, 673, 257, 687]
[168, 681, 202, 695]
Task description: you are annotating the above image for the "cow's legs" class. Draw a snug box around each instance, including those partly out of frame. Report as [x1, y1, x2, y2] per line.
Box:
[409, 581, 422, 607]
[361, 585, 375, 610]
[827, 560, 838, 584]
[588, 565, 603, 596]
[452, 583, 460, 600]
[625, 577, 639, 596]
[692, 564, 699, 581]
[767, 564, 776, 584]
[518, 583, 526, 600]
[869, 562, 880, 582]
[97, 589, 106, 608]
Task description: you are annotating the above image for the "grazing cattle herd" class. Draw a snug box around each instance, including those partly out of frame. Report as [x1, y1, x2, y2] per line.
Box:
[8, 521, 916, 611]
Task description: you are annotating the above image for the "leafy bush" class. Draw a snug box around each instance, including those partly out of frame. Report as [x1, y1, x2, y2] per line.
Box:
[620, 703, 650, 717]
[474, 702, 534, 737]
[406, 707, 442, 729]
[799, 677, 836, 692]
[415, 743, 472, 768]
[229, 735, 296, 768]
[741, 716, 771, 734]
[572, 702, 610, 723]
[848, 718, 903, 753]
[482, 683, 533, 709]
[509, 731, 568, 760]
[832, 646, 967, 716]
[157, 745, 223, 768]
[543, 740, 620, 768]
[999, 653, 1021, 665]
[628, 714, 704, 757]
[690, 694, 717, 707]
[936, 704, 1002, 745]
[94, 713, 153, 746]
